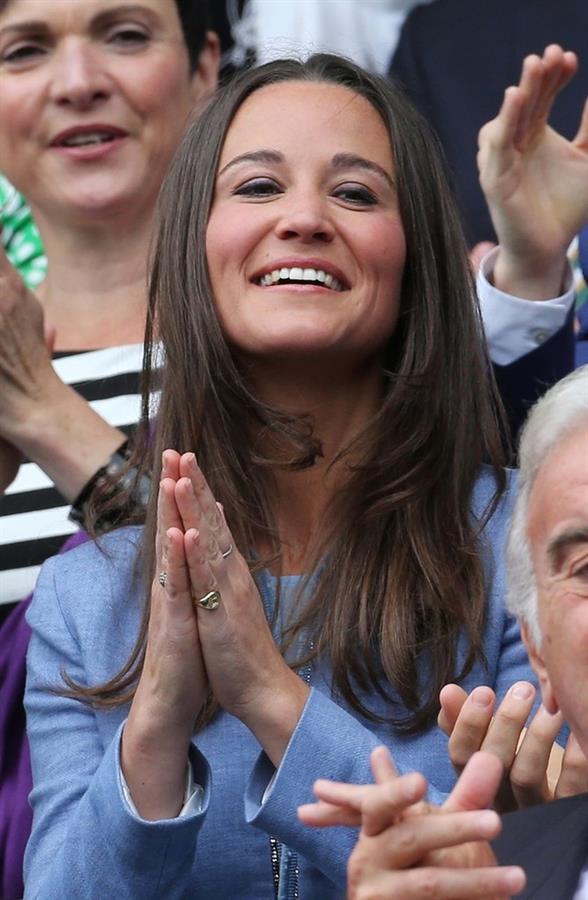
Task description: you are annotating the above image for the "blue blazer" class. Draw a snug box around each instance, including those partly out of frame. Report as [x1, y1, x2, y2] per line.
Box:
[24, 469, 535, 899]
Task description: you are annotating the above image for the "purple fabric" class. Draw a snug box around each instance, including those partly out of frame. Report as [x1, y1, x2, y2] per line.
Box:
[0, 530, 90, 900]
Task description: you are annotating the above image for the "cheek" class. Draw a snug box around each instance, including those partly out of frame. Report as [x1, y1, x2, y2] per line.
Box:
[129, 56, 193, 118]
[366, 217, 406, 294]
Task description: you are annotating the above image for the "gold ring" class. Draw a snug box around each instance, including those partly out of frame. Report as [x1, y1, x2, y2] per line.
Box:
[194, 589, 221, 611]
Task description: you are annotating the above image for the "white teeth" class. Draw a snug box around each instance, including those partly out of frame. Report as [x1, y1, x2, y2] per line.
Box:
[62, 131, 114, 147]
[257, 266, 344, 291]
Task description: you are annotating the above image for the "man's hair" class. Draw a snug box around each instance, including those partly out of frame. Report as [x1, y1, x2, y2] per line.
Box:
[174, 0, 210, 72]
[80, 54, 507, 734]
[507, 366, 588, 646]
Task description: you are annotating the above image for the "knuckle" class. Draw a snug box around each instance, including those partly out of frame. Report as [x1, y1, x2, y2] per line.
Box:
[414, 869, 442, 896]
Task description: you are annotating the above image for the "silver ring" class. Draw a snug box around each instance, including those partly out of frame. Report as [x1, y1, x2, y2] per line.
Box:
[194, 589, 221, 611]
[158, 571, 168, 588]
[221, 544, 233, 559]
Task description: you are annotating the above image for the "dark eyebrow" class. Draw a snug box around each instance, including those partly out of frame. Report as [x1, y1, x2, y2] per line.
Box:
[0, 5, 159, 42]
[330, 152, 395, 189]
[218, 150, 284, 177]
[547, 526, 588, 572]
[218, 149, 394, 188]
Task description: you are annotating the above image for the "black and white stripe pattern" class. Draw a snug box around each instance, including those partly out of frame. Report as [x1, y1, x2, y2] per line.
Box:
[0, 344, 144, 606]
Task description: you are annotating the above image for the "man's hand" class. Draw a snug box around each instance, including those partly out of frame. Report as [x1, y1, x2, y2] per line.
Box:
[439, 682, 588, 811]
[299, 748, 526, 898]
[478, 44, 588, 300]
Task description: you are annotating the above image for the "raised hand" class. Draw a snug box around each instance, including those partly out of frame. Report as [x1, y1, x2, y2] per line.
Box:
[478, 44, 588, 299]
[0, 242, 54, 435]
[438, 682, 588, 810]
[121, 451, 208, 820]
[299, 747, 526, 899]
[174, 451, 310, 766]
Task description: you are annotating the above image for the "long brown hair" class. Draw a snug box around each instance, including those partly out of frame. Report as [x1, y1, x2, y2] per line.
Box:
[77, 55, 507, 734]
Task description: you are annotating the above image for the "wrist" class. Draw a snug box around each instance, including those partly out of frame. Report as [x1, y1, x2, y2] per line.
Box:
[240, 671, 310, 767]
[492, 247, 568, 301]
[121, 718, 192, 820]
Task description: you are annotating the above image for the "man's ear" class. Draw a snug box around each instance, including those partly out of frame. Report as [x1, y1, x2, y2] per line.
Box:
[190, 32, 220, 105]
[521, 621, 560, 715]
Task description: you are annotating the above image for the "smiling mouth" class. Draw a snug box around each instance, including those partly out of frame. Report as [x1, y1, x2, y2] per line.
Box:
[256, 267, 345, 291]
[59, 131, 121, 148]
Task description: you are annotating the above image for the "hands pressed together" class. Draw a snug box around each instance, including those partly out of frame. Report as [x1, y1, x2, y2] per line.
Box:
[122, 450, 310, 819]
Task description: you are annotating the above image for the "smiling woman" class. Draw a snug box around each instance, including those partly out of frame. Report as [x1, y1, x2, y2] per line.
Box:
[0, 0, 219, 894]
[19, 54, 538, 899]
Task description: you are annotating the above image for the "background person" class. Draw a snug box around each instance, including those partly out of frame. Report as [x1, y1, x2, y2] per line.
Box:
[24, 54, 535, 899]
[0, 1, 218, 896]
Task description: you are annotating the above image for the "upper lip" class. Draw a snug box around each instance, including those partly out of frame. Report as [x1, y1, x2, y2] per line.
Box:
[250, 257, 350, 289]
[49, 124, 128, 147]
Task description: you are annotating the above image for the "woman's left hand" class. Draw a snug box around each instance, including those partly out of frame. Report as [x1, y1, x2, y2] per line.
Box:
[438, 682, 588, 811]
[172, 451, 310, 765]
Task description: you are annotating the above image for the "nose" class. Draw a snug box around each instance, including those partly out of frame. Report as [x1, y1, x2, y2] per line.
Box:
[274, 193, 335, 244]
[49, 38, 111, 110]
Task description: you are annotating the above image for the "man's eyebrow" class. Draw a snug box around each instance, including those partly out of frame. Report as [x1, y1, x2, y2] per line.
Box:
[218, 149, 395, 187]
[330, 152, 395, 189]
[0, 5, 159, 41]
[547, 526, 588, 572]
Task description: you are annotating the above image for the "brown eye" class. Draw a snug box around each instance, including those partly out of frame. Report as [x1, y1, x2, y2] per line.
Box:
[233, 178, 282, 198]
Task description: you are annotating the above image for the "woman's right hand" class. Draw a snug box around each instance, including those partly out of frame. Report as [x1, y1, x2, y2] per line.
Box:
[121, 450, 209, 820]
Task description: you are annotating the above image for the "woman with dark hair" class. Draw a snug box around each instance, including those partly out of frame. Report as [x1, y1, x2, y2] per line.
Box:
[25, 55, 533, 898]
[0, 1, 218, 895]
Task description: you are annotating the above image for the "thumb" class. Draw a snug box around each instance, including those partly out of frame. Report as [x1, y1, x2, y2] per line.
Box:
[443, 751, 502, 812]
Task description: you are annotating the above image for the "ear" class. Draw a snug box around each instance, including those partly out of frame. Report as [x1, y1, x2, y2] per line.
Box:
[189, 31, 220, 105]
[521, 621, 560, 715]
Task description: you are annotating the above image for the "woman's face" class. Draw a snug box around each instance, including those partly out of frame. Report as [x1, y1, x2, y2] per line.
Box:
[206, 80, 406, 369]
[0, 0, 217, 224]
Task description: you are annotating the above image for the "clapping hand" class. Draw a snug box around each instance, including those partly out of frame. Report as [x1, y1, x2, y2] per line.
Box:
[438, 682, 588, 812]
[299, 746, 526, 899]
[478, 44, 588, 300]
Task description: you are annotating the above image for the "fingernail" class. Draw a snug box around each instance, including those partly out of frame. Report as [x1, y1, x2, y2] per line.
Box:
[511, 682, 534, 700]
[471, 686, 493, 708]
[477, 810, 499, 835]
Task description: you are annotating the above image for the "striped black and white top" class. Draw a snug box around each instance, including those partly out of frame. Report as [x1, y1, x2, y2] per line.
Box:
[0, 343, 144, 609]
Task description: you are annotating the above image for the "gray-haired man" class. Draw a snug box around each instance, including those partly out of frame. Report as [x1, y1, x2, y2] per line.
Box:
[493, 365, 588, 899]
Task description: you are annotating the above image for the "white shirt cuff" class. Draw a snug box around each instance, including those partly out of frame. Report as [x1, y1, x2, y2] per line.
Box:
[119, 759, 204, 820]
[477, 247, 575, 366]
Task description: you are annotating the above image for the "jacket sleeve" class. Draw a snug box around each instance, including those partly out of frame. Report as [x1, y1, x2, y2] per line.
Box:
[24, 554, 210, 900]
[244, 687, 448, 890]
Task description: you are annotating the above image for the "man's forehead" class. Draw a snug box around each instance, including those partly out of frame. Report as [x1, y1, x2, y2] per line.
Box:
[527, 427, 588, 550]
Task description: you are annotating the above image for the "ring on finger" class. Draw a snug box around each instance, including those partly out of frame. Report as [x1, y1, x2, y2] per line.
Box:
[194, 589, 222, 611]
[158, 571, 168, 588]
[221, 544, 233, 559]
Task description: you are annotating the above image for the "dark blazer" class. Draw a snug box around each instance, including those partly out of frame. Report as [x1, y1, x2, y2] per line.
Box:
[493, 793, 588, 899]
[389, 0, 588, 246]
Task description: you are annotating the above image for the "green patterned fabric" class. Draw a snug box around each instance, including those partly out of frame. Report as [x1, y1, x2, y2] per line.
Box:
[0, 175, 47, 289]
